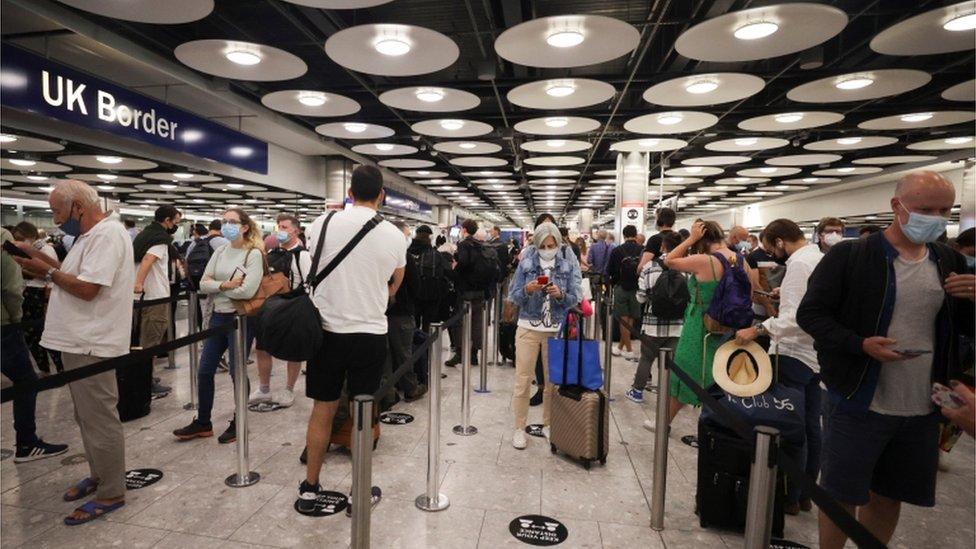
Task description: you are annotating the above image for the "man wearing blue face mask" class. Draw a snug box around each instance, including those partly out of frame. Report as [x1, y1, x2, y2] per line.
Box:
[797, 171, 976, 549]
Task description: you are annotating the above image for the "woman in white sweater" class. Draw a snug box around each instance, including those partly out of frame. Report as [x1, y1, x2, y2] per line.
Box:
[173, 208, 263, 444]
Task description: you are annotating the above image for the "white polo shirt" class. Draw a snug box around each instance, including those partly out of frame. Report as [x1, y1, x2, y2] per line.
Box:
[305, 205, 406, 334]
[42, 212, 135, 357]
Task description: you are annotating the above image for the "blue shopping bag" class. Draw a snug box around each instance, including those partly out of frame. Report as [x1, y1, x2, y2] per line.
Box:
[548, 311, 603, 390]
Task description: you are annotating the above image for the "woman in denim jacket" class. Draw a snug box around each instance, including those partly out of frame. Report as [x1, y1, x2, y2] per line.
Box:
[508, 222, 582, 449]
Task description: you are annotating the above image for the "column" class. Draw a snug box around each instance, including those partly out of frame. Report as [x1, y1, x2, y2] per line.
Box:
[325, 157, 352, 210]
[614, 151, 650, 240]
[578, 208, 594, 238]
[434, 205, 452, 228]
[961, 160, 975, 232]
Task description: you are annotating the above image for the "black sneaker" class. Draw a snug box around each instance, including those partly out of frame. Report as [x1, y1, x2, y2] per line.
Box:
[13, 440, 68, 463]
[218, 420, 237, 444]
[295, 480, 322, 515]
[444, 353, 461, 367]
[299, 446, 308, 465]
[404, 384, 428, 403]
[151, 381, 171, 394]
[173, 420, 213, 440]
[345, 486, 382, 517]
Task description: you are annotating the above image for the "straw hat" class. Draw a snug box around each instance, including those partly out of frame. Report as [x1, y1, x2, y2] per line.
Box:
[712, 340, 773, 397]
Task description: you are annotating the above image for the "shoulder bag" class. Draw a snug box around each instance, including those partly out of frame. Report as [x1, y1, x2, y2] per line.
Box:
[232, 248, 291, 317]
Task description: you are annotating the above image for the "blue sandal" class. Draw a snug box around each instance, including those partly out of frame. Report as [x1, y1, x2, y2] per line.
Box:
[63, 478, 98, 502]
[64, 499, 125, 525]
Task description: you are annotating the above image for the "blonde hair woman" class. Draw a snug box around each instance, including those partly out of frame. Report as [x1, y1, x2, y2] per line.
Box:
[173, 207, 264, 444]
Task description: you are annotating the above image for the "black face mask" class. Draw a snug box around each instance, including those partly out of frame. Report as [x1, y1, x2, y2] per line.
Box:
[166, 225, 178, 234]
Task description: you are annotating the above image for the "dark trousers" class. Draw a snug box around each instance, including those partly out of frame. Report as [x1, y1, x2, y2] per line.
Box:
[1, 328, 38, 446]
[196, 313, 255, 424]
[385, 315, 420, 395]
[448, 293, 484, 354]
[22, 287, 62, 373]
[777, 355, 823, 504]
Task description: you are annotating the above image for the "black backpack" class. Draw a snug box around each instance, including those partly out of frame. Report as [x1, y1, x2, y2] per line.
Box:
[267, 246, 303, 282]
[618, 253, 641, 291]
[411, 248, 444, 303]
[186, 235, 216, 287]
[468, 241, 501, 289]
[649, 259, 689, 320]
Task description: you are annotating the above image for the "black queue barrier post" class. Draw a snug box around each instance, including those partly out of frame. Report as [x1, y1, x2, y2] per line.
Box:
[489, 282, 504, 366]
[225, 315, 259, 488]
[650, 347, 673, 531]
[416, 322, 450, 512]
[744, 426, 780, 549]
[350, 395, 375, 549]
[453, 302, 477, 436]
[602, 296, 613, 398]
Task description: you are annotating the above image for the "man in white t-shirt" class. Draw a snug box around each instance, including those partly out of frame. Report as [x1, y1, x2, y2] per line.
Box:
[296, 165, 406, 515]
[132, 205, 182, 396]
[14, 179, 134, 525]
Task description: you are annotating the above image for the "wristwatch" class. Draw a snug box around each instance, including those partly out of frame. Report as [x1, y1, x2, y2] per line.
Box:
[44, 267, 58, 283]
[755, 323, 768, 338]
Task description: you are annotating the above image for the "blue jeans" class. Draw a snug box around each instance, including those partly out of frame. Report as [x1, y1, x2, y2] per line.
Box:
[196, 313, 255, 424]
[1, 328, 38, 446]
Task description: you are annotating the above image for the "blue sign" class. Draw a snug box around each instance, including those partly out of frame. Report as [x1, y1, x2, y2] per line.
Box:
[384, 187, 432, 216]
[0, 45, 268, 174]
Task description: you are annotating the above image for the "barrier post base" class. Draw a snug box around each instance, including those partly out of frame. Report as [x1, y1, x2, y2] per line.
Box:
[452, 425, 478, 436]
[415, 493, 450, 512]
[225, 472, 260, 488]
[474, 388, 491, 394]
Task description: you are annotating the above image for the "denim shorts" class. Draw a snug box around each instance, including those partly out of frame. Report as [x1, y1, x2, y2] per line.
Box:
[819, 395, 940, 507]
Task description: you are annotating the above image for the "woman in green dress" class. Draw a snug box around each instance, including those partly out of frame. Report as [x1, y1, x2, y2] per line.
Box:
[651, 220, 759, 430]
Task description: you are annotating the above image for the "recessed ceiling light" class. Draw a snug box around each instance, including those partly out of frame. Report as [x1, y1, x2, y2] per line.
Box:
[486, 178, 499, 183]
[40, 186, 54, 192]
[225, 49, 262, 66]
[95, 174, 118, 181]
[670, 177, 685, 183]
[545, 82, 576, 97]
[193, 199, 206, 203]
[685, 79, 718, 94]
[173, 173, 193, 179]
[227, 183, 244, 188]
[735, 137, 758, 146]
[836, 137, 862, 145]
[297, 91, 327, 107]
[943, 12, 976, 31]
[229, 146, 252, 157]
[657, 112, 683, 125]
[545, 117, 569, 128]
[835, 76, 874, 90]
[26, 175, 47, 181]
[9, 159, 35, 167]
[837, 167, 855, 173]
[374, 38, 411, 56]
[547, 139, 566, 148]
[97, 185, 115, 191]
[415, 88, 445, 103]
[759, 167, 777, 174]
[900, 112, 933, 123]
[343, 122, 368, 133]
[803, 177, 818, 183]
[684, 166, 703, 174]
[439, 119, 464, 131]
[774, 113, 804, 124]
[160, 184, 178, 189]
[375, 143, 395, 151]
[0, 134, 17, 143]
[946, 136, 973, 144]
[546, 29, 584, 48]
[458, 142, 477, 150]
[417, 170, 430, 175]
[733, 21, 779, 40]
[96, 155, 122, 164]
[638, 139, 659, 147]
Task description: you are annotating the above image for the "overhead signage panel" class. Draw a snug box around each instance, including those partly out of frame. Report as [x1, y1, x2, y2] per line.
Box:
[384, 188, 432, 216]
[0, 45, 269, 174]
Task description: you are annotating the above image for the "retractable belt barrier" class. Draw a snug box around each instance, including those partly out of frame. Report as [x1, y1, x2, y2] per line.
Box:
[0, 291, 191, 334]
[0, 320, 234, 404]
[616, 317, 886, 549]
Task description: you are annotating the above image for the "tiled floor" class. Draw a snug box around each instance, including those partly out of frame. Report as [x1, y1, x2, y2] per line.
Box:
[2, 308, 974, 548]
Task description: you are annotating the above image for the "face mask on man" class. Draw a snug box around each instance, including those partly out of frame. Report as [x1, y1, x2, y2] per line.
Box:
[735, 241, 751, 254]
[822, 232, 843, 248]
[898, 203, 948, 244]
[538, 247, 558, 261]
[221, 223, 241, 242]
[966, 255, 976, 269]
[276, 230, 290, 244]
[166, 224, 179, 235]
[59, 203, 82, 237]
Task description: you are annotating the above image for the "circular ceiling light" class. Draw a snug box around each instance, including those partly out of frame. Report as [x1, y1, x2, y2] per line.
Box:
[415, 88, 445, 102]
[160, 184, 178, 190]
[758, 167, 777, 174]
[900, 112, 934, 123]
[547, 139, 566, 147]
[26, 175, 47, 181]
[670, 177, 686, 183]
[835, 75, 874, 90]
[225, 49, 262, 65]
[40, 186, 54, 192]
[946, 136, 973, 144]
[943, 12, 976, 31]
[227, 183, 244, 189]
[545, 117, 569, 128]
[173, 173, 194, 179]
[97, 174, 118, 181]
[803, 177, 818, 183]
[344, 122, 367, 133]
[685, 166, 703, 173]
[458, 142, 477, 150]
[638, 138, 659, 147]
[297, 91, 327, 107]
[546, 30, 585, 48]
[657, 112, 684, 125]
[733, 21, 779, 40]
[96, 155, 123, 164]
[774, 112, 804, 123]
[439, 119, 464, 130]
[0, 134, 16, 143]
[545, 82, 576, 97]
[685, 79, 718, 94]
[9, 159, 35, 166]
[735, 137, 758, 146]
[97, 185, 115, 191]
[836, 137, 863, 145]
[836, 167, 855, 173]
[375, 143, 395, 151]
[374, 38, 411, 56]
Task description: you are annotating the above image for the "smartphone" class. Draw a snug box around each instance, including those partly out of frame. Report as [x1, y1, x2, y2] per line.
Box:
[536, 275, 549, 285]
[230, 266, 246, 280]
[2, 240, 31, 259]
[894, 348, 932, 356]
[932, 382, 966, 409]
[753, 289, 774, 298]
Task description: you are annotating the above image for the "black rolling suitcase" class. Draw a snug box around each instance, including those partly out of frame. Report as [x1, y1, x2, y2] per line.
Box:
[117, 300, 153, 422]
[696, 418, 786, 537]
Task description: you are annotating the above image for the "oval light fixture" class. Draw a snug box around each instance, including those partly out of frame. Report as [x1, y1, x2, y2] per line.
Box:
[439, 119, 464, 131]
[546, 139, 567, 147]
[545, 82, 576, 97]
[225, 49, 262, 66]
[836, 137, 862, 145]
[834, 75, 874, 90]
[546, 30, 585, 48]
[735, 137, 758, 146]
[26, 175, 48, 181]
[160, 183, 178, 190]
[415, 88, 445, 103]
[97, 185, 115, 191]
[375, 143, 395, 151]
[458, 142, 477, 149]
[733, 21, 779, 40]
[9, 159, 36, 166]
[758, 167, 777, 174]
[685, 79, 719, 94]
[685, 166, 703, 173]
[657, 112, 684, 125]
[0, 134, 17, 143]
[900, 112, 933, 123]
[173, 173, 194, 179]
[946, 136, 973, 144]
[96, 155, 123, 164]
[297, 91, 327, 107]
[343, 122, 367, 133]
[836, 167, 855, 173]
[774, 112, 804, 124]
[374, 38, 411, 56]
[943, 12, 976, 31]
[545, 117, 569, 128]
[97, 174, 118, 181]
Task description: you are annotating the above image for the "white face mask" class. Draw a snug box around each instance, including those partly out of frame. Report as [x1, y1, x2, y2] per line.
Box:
[538, 248, 557, 261]
[822, 232, 843, 248]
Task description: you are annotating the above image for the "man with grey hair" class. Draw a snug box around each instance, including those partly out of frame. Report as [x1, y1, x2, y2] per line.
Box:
[798, 171, 975, 548]
[15, 179, 133, 525]
[586, 229, 612, 280]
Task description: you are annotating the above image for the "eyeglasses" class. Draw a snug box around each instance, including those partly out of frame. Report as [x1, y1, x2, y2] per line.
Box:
[223, 219, 241, 225]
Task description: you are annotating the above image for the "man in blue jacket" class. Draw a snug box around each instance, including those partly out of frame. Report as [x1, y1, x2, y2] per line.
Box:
[797, 171, 975, 548]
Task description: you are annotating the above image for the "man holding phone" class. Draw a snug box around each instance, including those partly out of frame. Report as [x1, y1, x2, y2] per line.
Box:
[797, 171, 975, 548]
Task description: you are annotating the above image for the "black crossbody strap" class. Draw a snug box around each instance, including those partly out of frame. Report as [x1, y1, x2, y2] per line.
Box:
[308, 213, 384, 291]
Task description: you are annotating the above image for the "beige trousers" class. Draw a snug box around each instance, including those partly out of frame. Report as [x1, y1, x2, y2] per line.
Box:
[138, 302, 169, 348]
[512, 327, 556, 429]
[62, 352, 126, 499]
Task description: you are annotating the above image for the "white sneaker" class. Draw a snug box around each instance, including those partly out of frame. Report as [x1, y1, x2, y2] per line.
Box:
[512, 429, 527, 450]
[642, 419, 656, 432]
[611, 346, 622, 356]
[248, 387, 272, 405]
[542, 426, 551, 440]
[274, 388, 295, 408]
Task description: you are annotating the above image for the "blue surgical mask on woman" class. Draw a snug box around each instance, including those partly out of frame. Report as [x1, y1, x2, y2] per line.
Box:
[221, 222, 241, 242]
[899, 203, 948, 244]
[275, 230, 289, 244]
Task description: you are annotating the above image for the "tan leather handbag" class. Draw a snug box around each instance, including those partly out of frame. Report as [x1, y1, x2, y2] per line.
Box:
[232, 249, 290, 316]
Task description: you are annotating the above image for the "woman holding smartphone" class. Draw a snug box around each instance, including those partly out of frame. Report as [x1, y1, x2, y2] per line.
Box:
[508, 222, 582, 449]
[173, 208, 264, 444]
